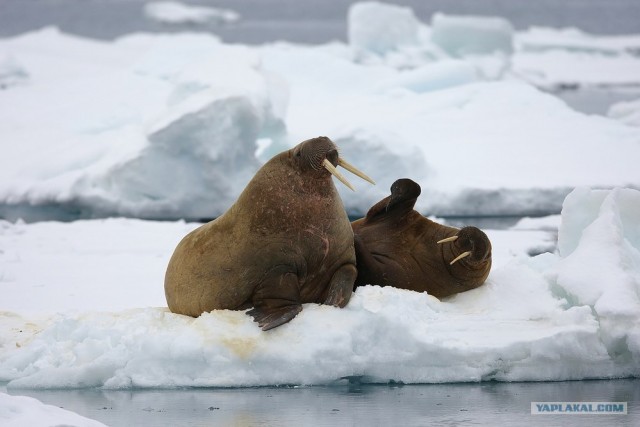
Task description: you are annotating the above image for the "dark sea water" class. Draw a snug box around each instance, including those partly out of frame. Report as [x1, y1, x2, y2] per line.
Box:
[3, 379, 639, 426]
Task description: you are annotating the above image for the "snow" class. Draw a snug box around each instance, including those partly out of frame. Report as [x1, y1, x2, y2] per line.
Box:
[143, 1, 239, 26]
[0, 392, 106, 427]
[608, 97, 640, 127]
[0, 187, 638, 389]
[1, 5, 640, 220]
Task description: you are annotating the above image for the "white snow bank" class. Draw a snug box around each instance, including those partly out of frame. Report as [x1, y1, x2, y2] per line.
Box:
[0, 392, 106, 427]
[144, 1, 239, 25]
[0, 218, 197, 314]
[0, 188, 638, 388]
[0, 55, 28, 90]
[608, 98, 640, 127]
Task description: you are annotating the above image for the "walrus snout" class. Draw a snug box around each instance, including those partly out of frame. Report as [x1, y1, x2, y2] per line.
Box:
[437, 226, 492, 265]
[459, 226, 492, 262]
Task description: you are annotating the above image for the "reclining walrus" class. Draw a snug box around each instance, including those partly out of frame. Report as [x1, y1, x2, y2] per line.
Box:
[165, 136, 375, 330]
[351, 178, 492, 298]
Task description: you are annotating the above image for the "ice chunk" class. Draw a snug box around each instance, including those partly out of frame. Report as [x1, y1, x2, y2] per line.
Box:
[0, 392, 106, 427]
[0, 31, 284, 221]
[348, 1, 421, 55]
[431, 13, 514, 57]
[375, 60, 478, 93]
[552, 187, 640, 366]
[143, 1, 239, 25]
[608, 98, 640, 127]
[1, 190, 640, 387]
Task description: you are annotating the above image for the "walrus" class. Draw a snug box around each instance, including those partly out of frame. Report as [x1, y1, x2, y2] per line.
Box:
[351, 178, 492, 298]
[165, 136, 375, 330]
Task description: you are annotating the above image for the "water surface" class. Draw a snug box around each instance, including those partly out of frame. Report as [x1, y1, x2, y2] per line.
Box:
[3, 379, 638, 426]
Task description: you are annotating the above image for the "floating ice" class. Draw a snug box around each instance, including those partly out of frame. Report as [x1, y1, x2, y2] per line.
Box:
[513, 27, 640, 89]
[1, 5, 640, 221]
[0, 30, 283, 221]
[430, 13, 514, 57]
[0, 188, 638, 388]
[143, 1, 239, 25]
[0, 392, 106, 427]
[348, 1, 421, 55]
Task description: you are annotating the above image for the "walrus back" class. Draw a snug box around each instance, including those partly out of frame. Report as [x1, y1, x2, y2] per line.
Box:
[164, 217, 254, 316]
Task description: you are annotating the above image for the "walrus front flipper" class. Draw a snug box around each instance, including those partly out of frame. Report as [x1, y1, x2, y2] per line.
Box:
[324, 264, 357, 307]
[248, 272, 303, 331]
[353, 234, 387, 288]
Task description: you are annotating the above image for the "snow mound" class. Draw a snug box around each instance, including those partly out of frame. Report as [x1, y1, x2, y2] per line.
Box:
[0, 55, 28, 89]
[144, 1, 239, 25]
[608, 98, 640, 127]
[0, 188, 638, 388]
[0, 392, 106, 427]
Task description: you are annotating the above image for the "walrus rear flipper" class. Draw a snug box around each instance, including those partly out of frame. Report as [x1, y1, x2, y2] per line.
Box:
[362, 178, 421, 223]
[248, 272, 303, 331]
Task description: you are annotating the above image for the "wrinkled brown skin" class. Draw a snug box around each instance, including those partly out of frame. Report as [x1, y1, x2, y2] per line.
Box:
[351, 179, 492, 298]
[164, 136, 356, 331]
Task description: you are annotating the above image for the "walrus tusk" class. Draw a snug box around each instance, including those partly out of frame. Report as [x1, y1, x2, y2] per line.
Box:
[450, 251, 471, 265]
[437, 236, 458, 244]
[338, 158, 376, 185]
[323, 159, 355, 191]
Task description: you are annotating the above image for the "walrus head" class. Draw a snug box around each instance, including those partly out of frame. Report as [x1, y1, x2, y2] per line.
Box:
[291, 136, 375, 191]
[437, 226, 492, 265]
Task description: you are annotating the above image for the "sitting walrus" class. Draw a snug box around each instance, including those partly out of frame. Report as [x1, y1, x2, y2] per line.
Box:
[351, 178, 491, 298]
[165, 136, 375, 330]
